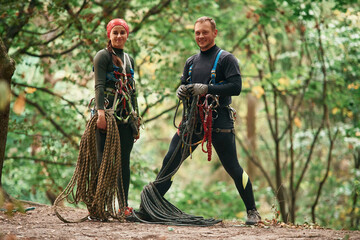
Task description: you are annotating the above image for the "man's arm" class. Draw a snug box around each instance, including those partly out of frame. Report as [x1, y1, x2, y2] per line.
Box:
[207, 75, 242, 96]
[207, 54, 242, 96]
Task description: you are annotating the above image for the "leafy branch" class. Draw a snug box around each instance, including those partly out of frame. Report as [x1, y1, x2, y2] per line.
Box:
[11, 91, 80, 149]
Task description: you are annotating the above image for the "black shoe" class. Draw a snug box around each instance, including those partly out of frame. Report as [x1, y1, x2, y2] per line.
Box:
[245, 209, 261, 225]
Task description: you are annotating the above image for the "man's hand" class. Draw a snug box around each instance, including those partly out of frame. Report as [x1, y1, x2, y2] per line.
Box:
[176, 85, 189, 99]
[188, 83, 208, 96]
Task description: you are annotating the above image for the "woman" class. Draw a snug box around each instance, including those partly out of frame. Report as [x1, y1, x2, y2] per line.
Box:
[93, 18, 140, 217]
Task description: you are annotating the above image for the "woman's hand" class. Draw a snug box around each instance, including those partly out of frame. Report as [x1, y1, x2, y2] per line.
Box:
[97, 110, 107, 130]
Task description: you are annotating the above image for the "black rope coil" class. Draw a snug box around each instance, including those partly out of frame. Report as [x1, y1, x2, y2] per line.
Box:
[134, 96, 222, 226]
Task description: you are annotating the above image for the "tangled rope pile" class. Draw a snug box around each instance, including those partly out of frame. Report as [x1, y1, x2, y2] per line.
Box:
[135, 96, 222, 226]
[53, 112, 126, 223]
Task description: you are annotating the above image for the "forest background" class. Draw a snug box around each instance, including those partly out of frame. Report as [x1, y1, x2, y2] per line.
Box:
[0, 0, 359, 231]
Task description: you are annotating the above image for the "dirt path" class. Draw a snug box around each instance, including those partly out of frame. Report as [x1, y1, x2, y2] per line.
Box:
[1, 203, 359, 240]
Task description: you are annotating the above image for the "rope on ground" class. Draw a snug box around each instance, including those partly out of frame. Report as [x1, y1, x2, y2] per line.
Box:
[136, 96, 222, 226]
[53, 112, 126, 223]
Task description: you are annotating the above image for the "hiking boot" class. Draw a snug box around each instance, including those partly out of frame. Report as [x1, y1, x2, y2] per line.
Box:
[245, 209, 261, 225]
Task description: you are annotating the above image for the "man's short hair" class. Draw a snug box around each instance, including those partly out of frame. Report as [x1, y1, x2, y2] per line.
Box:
[194, 16, 216, 31]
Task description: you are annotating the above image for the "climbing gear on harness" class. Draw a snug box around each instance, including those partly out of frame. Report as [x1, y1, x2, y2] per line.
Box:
[90, 49, 142, 141]
[88, 97, 109, 118]
[110, 50, 141, 141]
[198, 94, 219, 161]
[53, 112, 126, 223]
[227, 105, 237, 121]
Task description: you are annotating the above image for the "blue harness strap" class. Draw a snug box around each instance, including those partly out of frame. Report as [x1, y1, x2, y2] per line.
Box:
[188, 49, 223, 85]
[210, 49, 223, 84]
[92, 50, 134, 82]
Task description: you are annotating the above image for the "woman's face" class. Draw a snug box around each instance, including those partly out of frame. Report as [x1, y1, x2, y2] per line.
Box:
[110, 25, 128, 49]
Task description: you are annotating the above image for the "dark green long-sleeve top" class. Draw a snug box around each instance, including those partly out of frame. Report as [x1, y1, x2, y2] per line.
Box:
[93, 48, 135, 110]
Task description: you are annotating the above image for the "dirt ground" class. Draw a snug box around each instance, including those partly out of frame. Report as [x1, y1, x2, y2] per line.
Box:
[1, 202, 359, 240]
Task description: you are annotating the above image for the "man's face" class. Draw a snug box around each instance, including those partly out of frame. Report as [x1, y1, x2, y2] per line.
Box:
[194, 21, 217, 51]
[110, 25, 128, 49]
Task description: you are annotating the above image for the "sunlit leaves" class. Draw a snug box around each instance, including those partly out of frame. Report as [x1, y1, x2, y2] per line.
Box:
[294, 116, 302, 128]
[251, 85, 265, 99]
[12, 92, 26, 115]
[24, 87, 36, 94]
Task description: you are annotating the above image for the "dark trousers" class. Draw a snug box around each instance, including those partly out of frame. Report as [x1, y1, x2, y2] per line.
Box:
[96, 123, 134, 206]
[154, 130, 257, 211]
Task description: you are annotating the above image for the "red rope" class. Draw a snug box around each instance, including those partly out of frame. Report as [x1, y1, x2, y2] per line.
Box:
[198, 98, 213, 161]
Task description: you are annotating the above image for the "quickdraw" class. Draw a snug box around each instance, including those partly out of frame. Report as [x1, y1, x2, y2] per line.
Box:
[198, 94, 219, 161]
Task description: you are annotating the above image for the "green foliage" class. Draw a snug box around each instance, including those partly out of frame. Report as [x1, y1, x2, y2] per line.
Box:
[1, 0, 359, 230]
[169, 181, 246, 219]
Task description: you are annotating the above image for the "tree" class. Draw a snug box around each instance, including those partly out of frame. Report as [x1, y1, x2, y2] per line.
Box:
[234, 0, 360, 224]
[0, 37, 16, 198]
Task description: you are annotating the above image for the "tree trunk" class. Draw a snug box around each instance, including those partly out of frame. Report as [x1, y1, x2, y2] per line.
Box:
[246, 94, 258, 177]
[350, 148, 360, 228]
[0, 37, 16, 187]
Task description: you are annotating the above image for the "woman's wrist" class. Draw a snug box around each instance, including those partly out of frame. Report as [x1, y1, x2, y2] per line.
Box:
[98, 109, 105, 117]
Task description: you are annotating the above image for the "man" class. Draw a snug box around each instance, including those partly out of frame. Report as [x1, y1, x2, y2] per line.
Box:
[154, 16, 261, 225]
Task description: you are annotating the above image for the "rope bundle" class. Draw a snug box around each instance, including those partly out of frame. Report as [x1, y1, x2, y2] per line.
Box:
[53, 112, 125, 223]
[136, 96, 222, 226]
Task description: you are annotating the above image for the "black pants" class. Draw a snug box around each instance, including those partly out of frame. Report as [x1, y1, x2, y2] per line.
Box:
[96, 123, 134, 206]
[154, 130, 257, 211]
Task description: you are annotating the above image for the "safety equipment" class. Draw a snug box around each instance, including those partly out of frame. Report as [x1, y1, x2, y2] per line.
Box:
[188, 49, 224, 85]
[53, 112, 126, 223]
[106, 18, 130, 38]
[188, 83, 208, 96]
[90, 49, 141, 141]
[176, 85, 189, 99]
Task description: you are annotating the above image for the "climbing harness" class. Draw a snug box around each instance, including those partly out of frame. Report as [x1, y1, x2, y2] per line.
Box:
[53, 112, 127, 223]
[89, 49, 142, 141]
